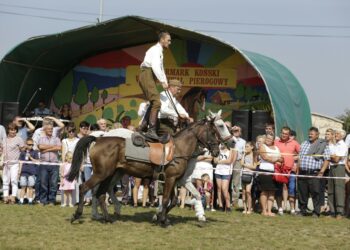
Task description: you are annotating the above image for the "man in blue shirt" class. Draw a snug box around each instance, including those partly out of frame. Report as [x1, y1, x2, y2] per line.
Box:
[297, 127, 330, 217]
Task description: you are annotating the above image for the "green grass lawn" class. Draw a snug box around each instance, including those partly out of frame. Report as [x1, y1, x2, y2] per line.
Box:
[0, 204, 349, 250]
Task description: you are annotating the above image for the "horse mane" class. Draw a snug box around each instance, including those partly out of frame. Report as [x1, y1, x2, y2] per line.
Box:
[173, 119, 207, 138]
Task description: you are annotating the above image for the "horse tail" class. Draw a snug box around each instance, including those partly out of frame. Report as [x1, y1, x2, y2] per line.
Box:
[67, 136, 96, 182]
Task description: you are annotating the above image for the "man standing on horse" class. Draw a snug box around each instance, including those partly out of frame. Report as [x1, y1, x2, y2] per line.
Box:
[158, 79, 194, 136]
[139, 31, 171, 140]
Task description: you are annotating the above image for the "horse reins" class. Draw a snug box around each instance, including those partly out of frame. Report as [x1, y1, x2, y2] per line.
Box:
[173, 122, 217, 160]
[165, 90, 181, 118]
[165, 90, 189, 130]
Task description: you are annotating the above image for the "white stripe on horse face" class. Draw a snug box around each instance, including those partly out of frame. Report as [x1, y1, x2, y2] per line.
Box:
[214, 119, 231, 141]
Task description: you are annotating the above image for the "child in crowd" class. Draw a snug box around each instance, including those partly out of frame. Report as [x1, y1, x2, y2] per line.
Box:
[198, 173, 214, 211]
[59, 152, 75, 207]
[18, 138, 39, 205]
[241, 142, 257, 214]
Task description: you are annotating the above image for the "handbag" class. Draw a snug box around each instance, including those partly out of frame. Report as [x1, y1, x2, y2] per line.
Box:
[241, 154, 253, 184]
[273, 164, 289, 184]
[241, 172, 253, 184]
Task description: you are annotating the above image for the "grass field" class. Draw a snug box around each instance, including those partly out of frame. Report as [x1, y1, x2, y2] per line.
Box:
[0, 204, 349, 250]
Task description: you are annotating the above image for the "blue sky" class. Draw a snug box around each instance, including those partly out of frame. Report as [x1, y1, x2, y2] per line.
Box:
[0, 0, 349, 117]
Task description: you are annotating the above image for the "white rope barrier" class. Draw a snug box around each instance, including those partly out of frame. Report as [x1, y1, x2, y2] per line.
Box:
[2, 161, 349, 180]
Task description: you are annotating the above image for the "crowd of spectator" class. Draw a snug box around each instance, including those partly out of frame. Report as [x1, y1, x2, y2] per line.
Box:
[0, 103, 349, 220]
[179, 123, 350, 219]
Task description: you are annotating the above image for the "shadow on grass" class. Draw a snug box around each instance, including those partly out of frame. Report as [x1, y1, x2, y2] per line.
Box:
[69, 210, 225, 227]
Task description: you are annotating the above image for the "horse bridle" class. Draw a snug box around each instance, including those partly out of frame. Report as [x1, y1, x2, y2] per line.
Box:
[172, 120, 219, 161]
[190, 121, 219, 155]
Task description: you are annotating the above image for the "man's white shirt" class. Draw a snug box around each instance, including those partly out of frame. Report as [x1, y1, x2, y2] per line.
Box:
[234, 137, 246, 161]
[159, 91, 188, 119]
[140, 43, 167, 83]
[329, 140, 348, 165]
[345, 134, 350, 148]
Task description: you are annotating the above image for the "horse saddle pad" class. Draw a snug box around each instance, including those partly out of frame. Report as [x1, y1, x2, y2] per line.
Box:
[125, 133, 175, 165]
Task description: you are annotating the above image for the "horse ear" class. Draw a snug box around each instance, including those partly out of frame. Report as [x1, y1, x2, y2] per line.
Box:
[208, 109, 213, 117]
[217, 110, 222, 117]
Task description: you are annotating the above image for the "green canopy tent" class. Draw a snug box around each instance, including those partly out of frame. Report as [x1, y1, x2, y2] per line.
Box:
[0, 15, 311, 141]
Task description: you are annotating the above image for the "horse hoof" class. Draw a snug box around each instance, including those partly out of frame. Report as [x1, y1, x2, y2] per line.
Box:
[152, 214, 158, 223]
[70, 217, 76, 224]
[160, 220, 172, 228]
[104, 217, 114, 223]
[198, 215, 206, 222]
[91, 214, 104, 221]
[70, 213, 81, 223]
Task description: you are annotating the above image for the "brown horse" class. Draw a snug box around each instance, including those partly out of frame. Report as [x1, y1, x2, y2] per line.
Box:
[68, 117, 222, 226]
[181, 87, 207, 120]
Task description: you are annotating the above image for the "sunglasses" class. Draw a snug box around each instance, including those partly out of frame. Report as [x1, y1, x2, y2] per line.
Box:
[68, 130, 75, 133]
[27, 144, 34, 146]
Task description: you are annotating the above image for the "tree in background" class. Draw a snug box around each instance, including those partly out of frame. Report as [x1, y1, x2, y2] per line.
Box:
[53, 71, 73, 108]
[337, 109, 350, 133]
[90, 86, 99, 109]
[101, 89, 108, 104]
[74, 79, 89, 114]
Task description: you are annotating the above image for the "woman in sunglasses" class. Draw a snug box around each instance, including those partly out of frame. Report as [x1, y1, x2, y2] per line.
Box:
[61, 125, 79, 206]
[61, 125, 79, 162]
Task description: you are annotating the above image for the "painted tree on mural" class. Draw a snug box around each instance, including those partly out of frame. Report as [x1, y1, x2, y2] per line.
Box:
[245, 86, 255, 102]
[125, 110, 138, 120]
[101, 89, 108, 104]
[90, 86, 99, 109]
[52, 71, 73, 108]
[129, 99, 137, 107]
[85, 114, 97, 125]
[74, 79, 89, 114]
[102, 107, 114, 121]
[235, 83, 245, 101]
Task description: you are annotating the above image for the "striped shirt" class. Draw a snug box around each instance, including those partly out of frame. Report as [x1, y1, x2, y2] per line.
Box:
[299, 140, 330, 171]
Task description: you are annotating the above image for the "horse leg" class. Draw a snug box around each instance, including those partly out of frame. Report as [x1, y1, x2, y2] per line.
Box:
[184, 181, 206, 222]
[108, 170, 123, 217]
[176, 157, 205, 221]
[71, 175, 102, 223]
[159, 177, 176, 227]
[165, 187, 177, 214]
[91, 184, 103, 221]
[96, 176, 113, 223]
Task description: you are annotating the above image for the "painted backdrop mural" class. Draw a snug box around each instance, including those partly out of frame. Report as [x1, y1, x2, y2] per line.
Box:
[51, 39, 270, 127]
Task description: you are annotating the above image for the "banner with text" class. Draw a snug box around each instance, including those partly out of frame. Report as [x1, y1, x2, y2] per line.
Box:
[126, 65, 237, 88]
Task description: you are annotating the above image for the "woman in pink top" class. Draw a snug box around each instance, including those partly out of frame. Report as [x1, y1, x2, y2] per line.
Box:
[3, 123, 25, 204]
